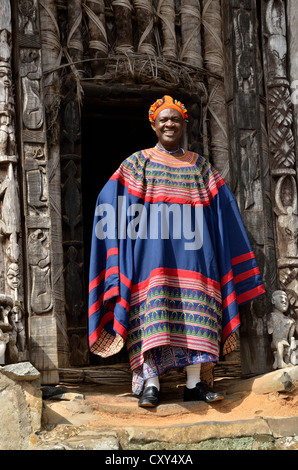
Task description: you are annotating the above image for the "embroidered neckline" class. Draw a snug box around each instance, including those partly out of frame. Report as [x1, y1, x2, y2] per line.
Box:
[146, 147, 197, 166]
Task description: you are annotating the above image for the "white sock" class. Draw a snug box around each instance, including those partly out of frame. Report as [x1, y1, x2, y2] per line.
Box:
[186, 364, 201, 389]
[144, 375, 160, 391]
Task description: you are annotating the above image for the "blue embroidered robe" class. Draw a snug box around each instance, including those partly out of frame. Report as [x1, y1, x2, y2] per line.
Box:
[88, 149, 265, 374]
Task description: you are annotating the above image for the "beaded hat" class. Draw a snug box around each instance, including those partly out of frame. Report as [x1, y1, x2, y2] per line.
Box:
[148, 95, 188, 123]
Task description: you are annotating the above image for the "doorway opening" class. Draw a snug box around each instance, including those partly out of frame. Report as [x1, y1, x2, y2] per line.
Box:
[81, 99, 156, 364]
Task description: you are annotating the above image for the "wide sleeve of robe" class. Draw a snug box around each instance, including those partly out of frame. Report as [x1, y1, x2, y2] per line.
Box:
[88, 177, 133, 357]
[213, 183, 265, 349]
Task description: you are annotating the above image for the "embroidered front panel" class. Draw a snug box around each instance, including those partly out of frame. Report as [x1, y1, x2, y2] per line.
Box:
[126, 268, 222, 370]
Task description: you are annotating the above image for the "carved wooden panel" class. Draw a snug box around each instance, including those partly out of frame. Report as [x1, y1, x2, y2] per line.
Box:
[0, 0, 27, 366]
[60, 71, 88, 366]
[222, 0, 278, 376]
[12, 0, 59, 383]
[57, 1, 86, 363]
[39, 0, 69, 368]
[261, 0, 298, 320]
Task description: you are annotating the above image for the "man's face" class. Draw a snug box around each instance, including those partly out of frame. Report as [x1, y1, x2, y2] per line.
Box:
[151, 108, 185, 150]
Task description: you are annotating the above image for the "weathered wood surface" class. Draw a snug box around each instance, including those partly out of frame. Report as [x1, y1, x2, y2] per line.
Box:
[180, 0, 202, 67]
[5, 0, 295, 384]
[11, 0, 59, 383]
[0, 0, 27, 366]
[222, 0, 277, 377]
[132, 0, 155, 55]
[67, 0, 83, 76]
[261, 0, 298, 318]
[40, 0, 69, 368]
[202, 0, 230, 183]
[112, 0, 134, 54]
[84, 0, 108, 76]
[60, 76, 88, 366]
[156, 0, 177, 59]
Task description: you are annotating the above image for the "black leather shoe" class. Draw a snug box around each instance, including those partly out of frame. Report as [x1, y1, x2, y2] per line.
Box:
[183, 382, 224, 403]
[138, 386, 160, 408]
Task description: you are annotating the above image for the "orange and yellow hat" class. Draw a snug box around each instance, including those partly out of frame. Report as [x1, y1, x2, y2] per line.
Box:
[148, 95, 188, 122]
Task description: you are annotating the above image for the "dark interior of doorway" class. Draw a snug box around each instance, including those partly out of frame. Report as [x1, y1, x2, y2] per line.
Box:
[81, 100, 156, 364]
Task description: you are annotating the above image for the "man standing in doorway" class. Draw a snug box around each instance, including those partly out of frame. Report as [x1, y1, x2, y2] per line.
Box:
[88, 96, 265, 407]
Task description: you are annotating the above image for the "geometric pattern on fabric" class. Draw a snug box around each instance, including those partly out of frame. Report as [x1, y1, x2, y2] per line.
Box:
[132, 345, 217, 395]
[127, 268, 222, 370]
[88, 148, 266, 381]
[90, 330, 125, 358]
[112, 149, 225, 207]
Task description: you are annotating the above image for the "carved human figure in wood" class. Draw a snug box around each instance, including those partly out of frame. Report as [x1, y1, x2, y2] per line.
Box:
[20, 48, 43, 130]
[0, 303, 10, 328]
[0, 164, 20, 236]
[0, 30, 15, 158]
[10, 303, 25, 353]
[266, 0, 287, 80]
[7, 304, 25, 360]
[290, 339, 298, 366]
[275, 175, 298, 259]
[7, 327, 19, 363]
[0, 165, 21, 272]
[0, 293, 25, 363]
[240, 131, 260, 210]
[0, 328, 9, 364]
[234, 9, 255, 93]
[0, 296, 13, 363]
[28, 229, 52, 314]
[25, 145, 47, 214]
[19, 0, 38, 35]
[7, 263, 21, 300]
[267, 290, 296, 369]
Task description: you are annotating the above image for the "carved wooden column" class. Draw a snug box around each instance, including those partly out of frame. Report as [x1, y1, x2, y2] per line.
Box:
[60, 75, 88, 366]
[40, 0, 69, 368]
[59, 4, 89, 367]
[12, 0, 61, 383]
[0, 1, 27, 365]
[261, 0, 298, 316]
[222, 0, 277, 376]
[287, 0, 298, 180]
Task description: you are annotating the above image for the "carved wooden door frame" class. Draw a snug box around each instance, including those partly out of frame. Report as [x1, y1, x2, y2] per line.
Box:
[9, 0, 295, 384]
